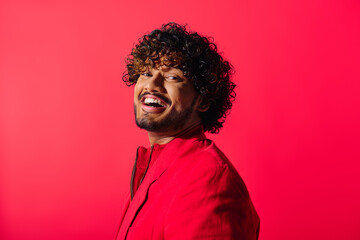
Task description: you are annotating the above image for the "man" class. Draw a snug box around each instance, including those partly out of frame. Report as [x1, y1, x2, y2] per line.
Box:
[115, 23, 260, 240]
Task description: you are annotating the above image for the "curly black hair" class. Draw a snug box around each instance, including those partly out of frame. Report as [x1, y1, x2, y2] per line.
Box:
[123, 22, 236, 133]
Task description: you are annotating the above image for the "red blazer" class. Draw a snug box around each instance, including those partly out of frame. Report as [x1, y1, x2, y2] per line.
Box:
[115, 128, 260, 239]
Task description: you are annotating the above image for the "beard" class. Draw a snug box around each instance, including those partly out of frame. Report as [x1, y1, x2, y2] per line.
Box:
[134, 99, 196, 133]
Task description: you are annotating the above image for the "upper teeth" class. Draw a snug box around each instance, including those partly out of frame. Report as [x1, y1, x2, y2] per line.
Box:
[144, 98, 165, 106]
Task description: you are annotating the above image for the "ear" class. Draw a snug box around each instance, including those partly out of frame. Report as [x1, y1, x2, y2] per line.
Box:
[196, 96, 211, 112]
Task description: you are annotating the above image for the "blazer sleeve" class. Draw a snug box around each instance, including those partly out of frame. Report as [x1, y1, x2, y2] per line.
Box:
[163, 164, 260, 240]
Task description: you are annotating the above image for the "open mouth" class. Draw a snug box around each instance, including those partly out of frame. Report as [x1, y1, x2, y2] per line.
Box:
[140, 94, 169, 112]
[143, 97, 166, 108]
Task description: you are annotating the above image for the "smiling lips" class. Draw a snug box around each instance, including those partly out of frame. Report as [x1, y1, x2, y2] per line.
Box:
[141, 95, 168, 113]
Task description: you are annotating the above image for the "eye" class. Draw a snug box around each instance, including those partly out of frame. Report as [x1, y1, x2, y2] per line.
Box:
[166, 75, 183, 82]
[141, 72, 152, 77]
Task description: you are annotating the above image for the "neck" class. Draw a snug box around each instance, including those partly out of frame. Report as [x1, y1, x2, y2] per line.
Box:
[147, 121, 202, 145]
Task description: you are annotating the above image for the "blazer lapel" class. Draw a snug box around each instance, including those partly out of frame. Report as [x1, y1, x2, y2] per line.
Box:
[116, 129, 205, 239]
[116, 152, 169, 240]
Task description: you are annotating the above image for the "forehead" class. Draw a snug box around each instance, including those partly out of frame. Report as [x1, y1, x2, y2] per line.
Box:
[153, 65, 181, 73]
[144, 64, 185, 76]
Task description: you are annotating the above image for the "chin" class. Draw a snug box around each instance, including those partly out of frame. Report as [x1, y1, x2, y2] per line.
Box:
[134, 102, 195, 133]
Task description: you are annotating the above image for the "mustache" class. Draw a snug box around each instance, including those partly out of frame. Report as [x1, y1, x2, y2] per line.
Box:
[138, 92, 171, 105]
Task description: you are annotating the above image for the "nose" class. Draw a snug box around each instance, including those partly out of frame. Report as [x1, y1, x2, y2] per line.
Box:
[144, 72, 165, 93]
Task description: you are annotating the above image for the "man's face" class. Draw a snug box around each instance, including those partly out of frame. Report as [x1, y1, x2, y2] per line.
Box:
[134, 65, 202, 134]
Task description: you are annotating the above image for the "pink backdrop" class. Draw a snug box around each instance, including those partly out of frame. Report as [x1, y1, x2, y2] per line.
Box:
[1, 0, 359, 239]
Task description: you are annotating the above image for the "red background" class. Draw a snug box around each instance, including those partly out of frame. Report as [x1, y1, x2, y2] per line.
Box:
[1, 0, 359, 239]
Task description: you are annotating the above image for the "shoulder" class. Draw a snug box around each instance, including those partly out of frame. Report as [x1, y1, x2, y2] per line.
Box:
[177, 137, 231, 166]
[174, 138, 251, 198]
[193, 139, 233, 166]
[164, 138, 260, 239]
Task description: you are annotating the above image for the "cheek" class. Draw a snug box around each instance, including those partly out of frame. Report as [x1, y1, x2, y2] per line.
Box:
[170, 89, 196, 109]
[133, 84, 141, 101]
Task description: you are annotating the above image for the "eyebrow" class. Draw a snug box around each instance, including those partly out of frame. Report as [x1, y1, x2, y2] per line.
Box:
[159, 65, 171, 71]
